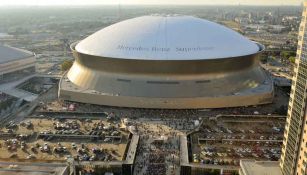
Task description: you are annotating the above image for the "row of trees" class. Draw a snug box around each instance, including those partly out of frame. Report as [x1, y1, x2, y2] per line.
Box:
[261, 50, 296, 64]
[280, 50, 296, 64]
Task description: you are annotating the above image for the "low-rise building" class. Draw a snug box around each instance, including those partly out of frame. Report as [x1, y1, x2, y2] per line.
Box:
[239, 160, 282, 175]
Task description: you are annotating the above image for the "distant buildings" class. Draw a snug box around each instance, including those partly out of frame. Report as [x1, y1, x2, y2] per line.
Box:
[280, 2, 307, 175]
[0, 44, 35, 83]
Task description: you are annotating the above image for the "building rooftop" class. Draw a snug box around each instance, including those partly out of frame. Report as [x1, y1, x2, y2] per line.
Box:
[180, 135, 189, 166]
[0, 162, 68, 175]
[75, 15, 261, 60]
[0, 45, 33, 64]
[240, 160, 282, 175]
[124, 134, 139, 164]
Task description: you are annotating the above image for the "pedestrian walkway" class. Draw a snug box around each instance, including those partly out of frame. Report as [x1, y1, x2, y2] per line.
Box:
[133, 120, 185, 175]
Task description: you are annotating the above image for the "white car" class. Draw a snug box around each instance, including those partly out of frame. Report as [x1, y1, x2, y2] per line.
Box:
[104, 138, 111, 142]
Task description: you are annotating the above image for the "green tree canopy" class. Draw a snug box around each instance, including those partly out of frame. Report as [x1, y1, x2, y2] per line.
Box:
[281, 51, 296, 59]
[289, 56, 296, 64]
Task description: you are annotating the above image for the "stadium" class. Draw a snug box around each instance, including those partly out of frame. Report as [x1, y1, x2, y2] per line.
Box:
[59, 15, 273, 109]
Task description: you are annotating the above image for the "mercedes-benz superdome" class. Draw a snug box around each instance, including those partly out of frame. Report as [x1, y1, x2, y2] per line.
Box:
[59, 15, 273, 109]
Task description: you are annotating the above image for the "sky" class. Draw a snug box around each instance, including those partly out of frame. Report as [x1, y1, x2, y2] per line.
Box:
[0, 0, 303, 6]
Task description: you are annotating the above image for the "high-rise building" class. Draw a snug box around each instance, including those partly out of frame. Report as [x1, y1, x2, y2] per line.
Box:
[280, 2, 307, 175]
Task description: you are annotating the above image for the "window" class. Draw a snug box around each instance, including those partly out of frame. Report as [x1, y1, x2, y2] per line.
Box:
[147, 81, 179, 85]
[196, 80, 211, 84]
[117, 78, 131, 82]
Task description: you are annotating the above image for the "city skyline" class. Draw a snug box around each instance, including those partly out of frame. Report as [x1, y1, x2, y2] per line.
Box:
[0, 0, 303, 6]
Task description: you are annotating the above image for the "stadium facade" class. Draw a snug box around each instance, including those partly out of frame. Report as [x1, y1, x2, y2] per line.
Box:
[59, 15, 274, 109]
[0, 45, 35, 83]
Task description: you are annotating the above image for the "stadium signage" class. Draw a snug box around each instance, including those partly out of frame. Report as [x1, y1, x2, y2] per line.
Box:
[117, 45, 214, 53]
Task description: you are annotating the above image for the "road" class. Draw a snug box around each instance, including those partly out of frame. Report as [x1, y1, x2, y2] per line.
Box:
[0, 74, 60, 102]
[0, 84, 58, 127]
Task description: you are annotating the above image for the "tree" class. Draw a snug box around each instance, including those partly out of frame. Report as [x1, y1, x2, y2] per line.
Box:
[260, 56, 268, 63]
[61, 60, 73, 71]
[289, 56, 296, 64]
[280, 51, 296, 59]
[280, 51, 296, 63]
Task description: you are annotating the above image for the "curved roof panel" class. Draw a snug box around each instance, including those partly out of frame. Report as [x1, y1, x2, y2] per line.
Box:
[76, 15, 260, 60]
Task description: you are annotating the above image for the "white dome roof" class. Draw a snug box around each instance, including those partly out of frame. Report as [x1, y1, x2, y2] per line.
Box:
[75, 15, 261, 60]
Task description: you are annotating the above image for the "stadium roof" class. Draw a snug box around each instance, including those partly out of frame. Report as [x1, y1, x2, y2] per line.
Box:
[0, 45, 34, 64]
[76, 15, 261, 60]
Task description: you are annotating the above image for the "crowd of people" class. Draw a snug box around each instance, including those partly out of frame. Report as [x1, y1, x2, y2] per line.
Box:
[133, 120, 181, 175]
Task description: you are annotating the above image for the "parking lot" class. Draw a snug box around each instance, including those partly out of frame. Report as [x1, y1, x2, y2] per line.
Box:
[190, 116, 285, 166]
[0, 117, 129, 162]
